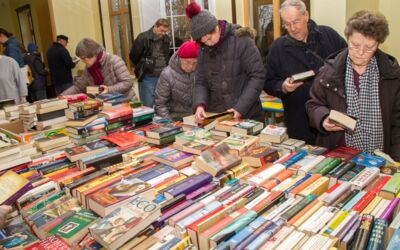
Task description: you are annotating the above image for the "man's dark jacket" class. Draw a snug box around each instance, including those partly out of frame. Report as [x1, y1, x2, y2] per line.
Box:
[264, 20, 347, 144]
[129, 27, 171, 80]
[47, 42, 75, 86]
[194, 21, 265, 122]
[4, 36, 24, 67]
[306, 49, 400, 161]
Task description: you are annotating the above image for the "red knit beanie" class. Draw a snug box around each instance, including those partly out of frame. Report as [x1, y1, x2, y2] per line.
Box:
[177, 41, 199, 59]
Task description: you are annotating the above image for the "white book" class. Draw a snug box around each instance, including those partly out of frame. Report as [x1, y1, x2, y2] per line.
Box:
[146, 169, 179, 186]
[300, 234, 329, 250]
[350, 167, 380, 190]
[244, 191, 270, 210]
[275, 230, 306, 250]
[330, 211, 358, 237]
[0, 155, 31, 172]
[17, 181, 59, 203]
[375, 199, 391, 217]
[298, 206, 328, 232]
[265, 197, 301, 221]
[319, 182, 351, 204]
[298, 155, 326, 174]
[260, 225, 295, 250]
[247, 163, 286, 185]
[222, 185, 255, 205]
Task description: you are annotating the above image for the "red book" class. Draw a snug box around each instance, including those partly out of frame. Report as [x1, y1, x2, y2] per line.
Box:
[324, 146, 361, 161]
[100, 106, 133, 120]
[101, 131, 145, 148]
[369, 176, 391, 194]
[352, 191, 376, 213]
[261, 169, 294, 191]
[24, 235, 71, 250]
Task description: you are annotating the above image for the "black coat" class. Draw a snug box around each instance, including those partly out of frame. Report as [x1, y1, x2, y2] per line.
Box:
[24, 52, 48, 91]
[194, 21, 265, 122]
[264, 20, 347, 144]
[47, 42, 75, 86]
[306, 49, 400, 161]
[129, 27, 171, 79]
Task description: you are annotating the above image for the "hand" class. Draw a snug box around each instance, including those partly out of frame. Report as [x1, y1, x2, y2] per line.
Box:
[20, 96, 27, 103]
[0, 205, 12, 229]
[227, 108, 242, 119]
[99, 85, 109, 94]
[322, 117, 345, 132]
[195, 106, 207, 125]
[282, 78, 304, 93]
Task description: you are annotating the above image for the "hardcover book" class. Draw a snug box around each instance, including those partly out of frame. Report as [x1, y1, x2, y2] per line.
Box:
[89, 196, 161, 250]
[289, 70, 315, 83]
[146, 125, 182, 139]
[0, 170, 31, 205]
[195, 143, 241, 176]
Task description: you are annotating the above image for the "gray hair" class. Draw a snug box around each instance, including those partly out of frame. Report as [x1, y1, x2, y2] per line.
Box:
[280, 0, 307, 16]
[75, 38, 104, 58]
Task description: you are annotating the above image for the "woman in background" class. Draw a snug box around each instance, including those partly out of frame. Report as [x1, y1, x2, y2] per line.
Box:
[61, 38, 137, 101]
[155, 41, 199, 121]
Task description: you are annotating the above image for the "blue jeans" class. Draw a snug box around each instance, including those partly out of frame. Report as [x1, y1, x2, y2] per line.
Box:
[139, 76, 158, 107]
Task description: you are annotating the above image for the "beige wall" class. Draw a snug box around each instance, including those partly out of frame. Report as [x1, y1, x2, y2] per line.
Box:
[0, 0, 17, 35]
[50, 0, 103, 73]
[215, 0, 232, 23]
[310, 0, 346, 38]
[379, 0, 400, 59]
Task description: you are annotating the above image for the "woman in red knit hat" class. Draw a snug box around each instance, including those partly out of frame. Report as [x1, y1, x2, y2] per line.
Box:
[154, 40, 199, 120]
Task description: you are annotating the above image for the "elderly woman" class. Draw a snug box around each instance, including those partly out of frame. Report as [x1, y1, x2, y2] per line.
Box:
[306, 10, 400, 161]
[154, 41, 199, 121]
[62, 38, 137, 100]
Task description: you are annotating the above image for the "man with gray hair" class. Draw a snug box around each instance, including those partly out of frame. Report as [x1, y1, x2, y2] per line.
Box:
[264, 0, 347, 144]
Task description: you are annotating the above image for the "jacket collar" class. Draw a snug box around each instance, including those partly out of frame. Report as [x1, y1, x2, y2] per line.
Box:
[323, 48, 400, 95]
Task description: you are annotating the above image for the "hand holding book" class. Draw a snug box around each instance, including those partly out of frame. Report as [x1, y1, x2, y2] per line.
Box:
[323, 116, 345, 132]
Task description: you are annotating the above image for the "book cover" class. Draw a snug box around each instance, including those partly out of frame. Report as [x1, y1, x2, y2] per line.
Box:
[195, 143, 241, 176]
[352, 214, 374, 250]
[216, 134, 259, 156]
[352, 153, 386, 168]
[231, 120, 264, 135]
[328, 109, 357, 132]
[146, 125, 182, 139]
[24, 235, 71, 250]
[89, 196, 161, 250]
[100, 106, 133, 120]
[0, 171, 31, 205]
[324, 146, 361, 161]
[162, 173, 212, 199]
[101, 131, 145, 148]
[242, 146, 279, 167]
[65, 141, 109, 162]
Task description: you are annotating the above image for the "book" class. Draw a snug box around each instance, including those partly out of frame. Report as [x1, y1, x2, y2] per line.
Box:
[260, 125, 287, 143]
[289, 70, 315, 83]
[242, 146, 279, 167]
[100, 106, 133, 120]
[35, 98, 68, 109]
[37, 109, 66, 121]
[328, 109, 357, 132]
[86, 86, 100, 95]
[49, 209, 98, 245]
[180, 137, 218, 155]
[65, 115, 98, 127]
[24, 235, 71, 250]
[68, 99, 102, 112]
[352, 152, 386, 168]
[352, 214, 374, 250]
[65, 141, 109, 162]
[101, 131, 145, 148]
[96, 92, 123, 102]
[162, 173, 213, 199]
[89, 196, 161, 250]
[0, 171, 31, 205]
[216, 134, 259, 156]
[387, 228, 400, 250]
[324, 146, 361, 161]
[214, 119, 242, 132]
[230, 120, 264, 135]
[150, 147, 193, 168]
[146, 125, 182, 139]
[379, 173, 400, 200]
[34, 134, 69, 149]
[195, 143, 241, 176]
[88, 178, 153, 217]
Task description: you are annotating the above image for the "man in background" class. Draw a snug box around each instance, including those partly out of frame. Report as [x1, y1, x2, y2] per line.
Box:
[47, 35, 77, 96]
[264, 0, 347, 144]
[129, 19, 171, 107]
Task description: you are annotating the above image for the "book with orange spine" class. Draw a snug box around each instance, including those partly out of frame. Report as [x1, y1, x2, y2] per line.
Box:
[80, 175, 123, 208]
[287, 198, 319, 226]
[261, 169, 294, 191]
[56, 167, 96, 186]
[288, 174, 321, 198]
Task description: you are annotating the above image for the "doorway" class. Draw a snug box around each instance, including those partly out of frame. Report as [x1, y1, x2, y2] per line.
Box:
[16, 4, 36, 50]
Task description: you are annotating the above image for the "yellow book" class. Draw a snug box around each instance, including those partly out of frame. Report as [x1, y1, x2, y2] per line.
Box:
[298, 176, 329, 197]
[0, 171, 30, 205]
[272, 175, 304, 192]
[226, 162, 254, 179]
[322, 211, 349, 236]
[362, 196, 383, 215]
[293, 200, 324, 228]
[171, 236, 191, 250]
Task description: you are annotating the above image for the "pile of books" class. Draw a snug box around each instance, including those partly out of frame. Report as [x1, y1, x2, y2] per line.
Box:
[97, 92, 126, 110]
[144, 124, 183, 145]
[132, 105, 154, 127]
[100, 106, 133, 135]
[19, 104, 37, 130]
[33, 134, 72, 153]
[35, 99, 68, 130]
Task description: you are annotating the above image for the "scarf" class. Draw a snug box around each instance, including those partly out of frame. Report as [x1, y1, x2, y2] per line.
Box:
[87, 51, 104, 85]
[211, 20, 227, 48]
[344, 55, 384, 153]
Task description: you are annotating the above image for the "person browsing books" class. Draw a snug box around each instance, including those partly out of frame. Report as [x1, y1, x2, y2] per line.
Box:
[154, 40, 199, 121]
[306, 11, 400, 161]
[61, 38, 137, 101]
[263, 0, 347, 144]
[185, 0, 265, 124]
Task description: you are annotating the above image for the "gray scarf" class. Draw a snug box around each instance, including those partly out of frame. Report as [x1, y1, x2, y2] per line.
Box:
[344, 56, 384, 153]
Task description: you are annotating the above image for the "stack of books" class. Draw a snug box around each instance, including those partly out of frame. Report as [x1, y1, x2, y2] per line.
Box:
[19, 104, 37, 130]
[67, 116, 107, 145]
[132, 105, 154, 127]
[97, 92, 126, 110]
[259, 124, 288, 144]
[145, 124, 182, 145]
[35, 99, 68, 130]
[33, 134, 72, 153]
[100, 106, 133, 134]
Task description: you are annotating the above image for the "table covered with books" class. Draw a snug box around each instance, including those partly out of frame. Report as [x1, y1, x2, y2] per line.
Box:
[0, 94, 400, 250]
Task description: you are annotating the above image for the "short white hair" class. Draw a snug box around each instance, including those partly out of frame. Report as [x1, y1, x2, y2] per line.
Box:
[280, 0, 307, 16]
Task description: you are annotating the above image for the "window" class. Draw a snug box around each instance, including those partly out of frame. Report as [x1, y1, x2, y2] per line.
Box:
[108, 0, 133, 68]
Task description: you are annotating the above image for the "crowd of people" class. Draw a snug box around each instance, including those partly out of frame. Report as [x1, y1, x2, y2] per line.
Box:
[0, 0, 399, 164]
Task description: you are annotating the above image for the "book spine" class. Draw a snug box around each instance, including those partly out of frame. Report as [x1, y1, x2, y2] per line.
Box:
[318, 158, 343, 176]
[2, 182, 33, 205]
[282, 150, 307, 167]
[352, 191, 376, 213]
[164, 173, 212, 198]
[261, 169, 294, 191]
[153, 200, 195, 228]
[244, 219, 285, 250]
[352, 214, 374, 250]
[281, 194, 317, 221]
[333, 189, 360, 209]
[379, 198, 400, 221]
[228, 216, 269, 248]
[284, 174, 312, 194]
[371, 176, 391, 194]
[341, 190, 366, 211]
[186, 182, 219, 200]
[366, 218, 387, 250]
